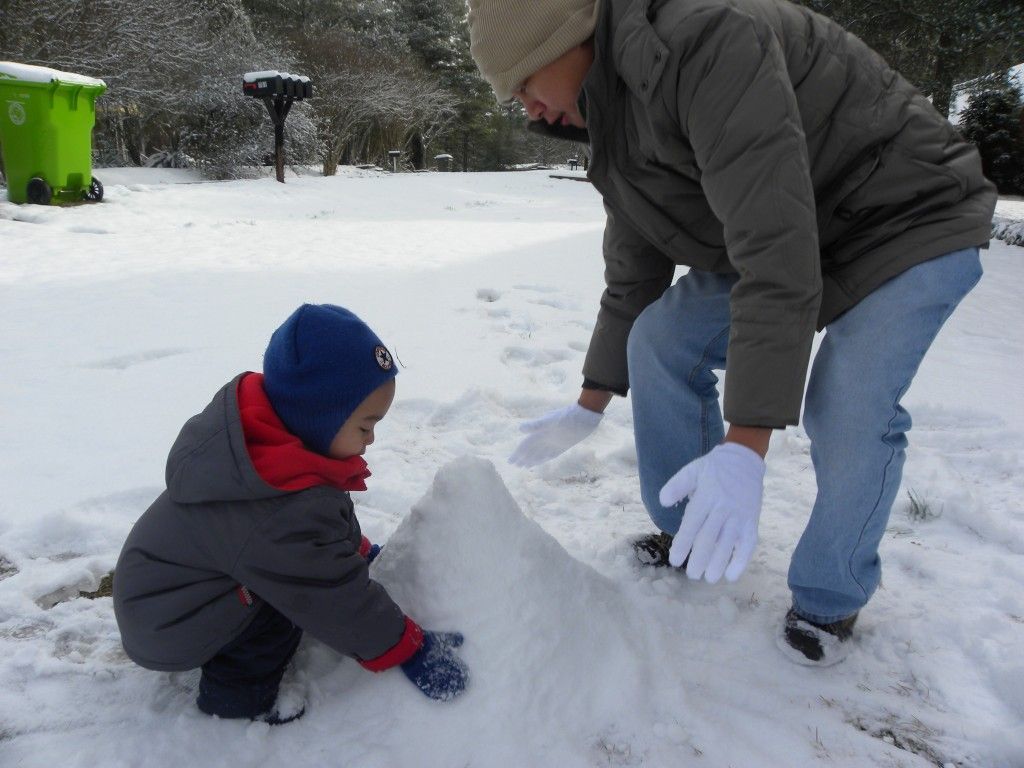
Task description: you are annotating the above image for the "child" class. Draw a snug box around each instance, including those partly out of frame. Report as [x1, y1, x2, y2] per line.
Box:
[113, 304, 469, 724]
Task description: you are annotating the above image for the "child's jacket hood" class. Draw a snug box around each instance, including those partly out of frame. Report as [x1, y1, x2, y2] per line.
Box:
[165, 374, 287, 504]
[165, 373, 370, 505]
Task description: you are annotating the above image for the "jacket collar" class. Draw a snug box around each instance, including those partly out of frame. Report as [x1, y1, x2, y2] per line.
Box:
[608, 0, 670, 104]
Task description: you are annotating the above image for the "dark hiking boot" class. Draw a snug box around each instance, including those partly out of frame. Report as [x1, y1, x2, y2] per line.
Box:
[778, 608, 858, 666]
[256, 677, 306, 725]
[632, 532, 689, 570]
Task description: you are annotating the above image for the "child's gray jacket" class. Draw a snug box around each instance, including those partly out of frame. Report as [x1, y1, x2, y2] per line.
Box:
[113, 375, 406, 671]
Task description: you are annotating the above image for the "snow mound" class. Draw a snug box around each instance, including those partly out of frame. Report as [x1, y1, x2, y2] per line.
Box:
[370, 456, 684, 763]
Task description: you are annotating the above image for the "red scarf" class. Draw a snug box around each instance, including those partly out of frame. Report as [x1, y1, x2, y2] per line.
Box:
[237, 373, 371, 492]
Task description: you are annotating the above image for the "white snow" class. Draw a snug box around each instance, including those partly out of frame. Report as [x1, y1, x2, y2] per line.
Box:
[0, 61, 105, 88]
[243, 70, 282, 82]
[0, 169, 1022, 767]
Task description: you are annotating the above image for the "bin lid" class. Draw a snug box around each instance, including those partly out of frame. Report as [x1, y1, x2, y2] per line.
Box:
[0, 61, 105, 87]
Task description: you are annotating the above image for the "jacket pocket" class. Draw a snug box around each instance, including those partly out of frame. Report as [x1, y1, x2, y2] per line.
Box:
[841, 148, 966, 216]
[817, 147, 882, 243]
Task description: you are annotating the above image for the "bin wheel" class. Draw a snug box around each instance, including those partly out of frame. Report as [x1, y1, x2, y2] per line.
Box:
[84, 177, 104, 202]
[27, 177, 52, 205]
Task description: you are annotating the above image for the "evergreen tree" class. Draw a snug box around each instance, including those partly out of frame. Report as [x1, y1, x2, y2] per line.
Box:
[800, 0, 1024, 117]
[960, 73, 1024, 194]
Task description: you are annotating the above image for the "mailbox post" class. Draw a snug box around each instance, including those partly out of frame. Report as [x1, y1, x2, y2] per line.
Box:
[387, 149, 401, 173]
[242, 70, 312, 183]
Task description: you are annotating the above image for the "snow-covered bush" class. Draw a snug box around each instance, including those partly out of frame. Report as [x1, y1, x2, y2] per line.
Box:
[992, 216, 1024, 247]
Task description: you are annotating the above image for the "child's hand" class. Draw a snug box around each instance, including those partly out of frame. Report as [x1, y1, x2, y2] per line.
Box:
[359, 536, 383, 564]
[400, 630, 469, 701]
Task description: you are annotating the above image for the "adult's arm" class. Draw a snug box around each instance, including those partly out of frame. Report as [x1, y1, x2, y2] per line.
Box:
[582, 202, 676, 395]
[674, 6, 823, 428]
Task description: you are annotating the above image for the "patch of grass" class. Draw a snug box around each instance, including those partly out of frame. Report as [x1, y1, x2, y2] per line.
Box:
[79, 571, 114, 600]
[906, 489, 942, 522]
[0, 555, 16, 580]
[850, 714, 952, 767]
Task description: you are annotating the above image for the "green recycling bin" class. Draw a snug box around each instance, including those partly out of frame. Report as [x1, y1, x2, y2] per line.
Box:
[0, 62, 107, 205]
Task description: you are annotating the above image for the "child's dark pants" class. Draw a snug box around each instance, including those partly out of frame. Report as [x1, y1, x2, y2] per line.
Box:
[196, 600, 302, 719]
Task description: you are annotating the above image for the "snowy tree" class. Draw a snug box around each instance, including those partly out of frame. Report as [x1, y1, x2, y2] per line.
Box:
[0, 0, 316, 177]
[960, 73, 1024, 194]
[800, 0, 1024, 118]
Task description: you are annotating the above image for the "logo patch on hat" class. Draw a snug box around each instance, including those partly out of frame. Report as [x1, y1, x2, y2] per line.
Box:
[375, 345, 394, 371]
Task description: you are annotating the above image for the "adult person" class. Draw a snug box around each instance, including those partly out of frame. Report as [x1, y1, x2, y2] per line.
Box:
[468, 0, 996, 665]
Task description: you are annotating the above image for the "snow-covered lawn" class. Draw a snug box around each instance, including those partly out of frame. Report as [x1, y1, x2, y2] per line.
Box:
[0, 170, 1021, 767]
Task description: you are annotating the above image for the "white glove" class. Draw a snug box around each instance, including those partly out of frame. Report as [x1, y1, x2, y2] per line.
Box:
[509, 403, 603, 467]
[659, 442, 766, 583]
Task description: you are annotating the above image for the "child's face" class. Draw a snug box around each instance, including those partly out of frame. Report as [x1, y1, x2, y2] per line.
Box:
[328, 378, 397, 459]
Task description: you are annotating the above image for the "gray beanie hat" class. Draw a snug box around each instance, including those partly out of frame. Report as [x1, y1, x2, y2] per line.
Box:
[468, 0, 599, 104]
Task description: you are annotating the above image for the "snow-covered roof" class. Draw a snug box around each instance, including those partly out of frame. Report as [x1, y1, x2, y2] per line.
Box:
[0, 61, 105, 87]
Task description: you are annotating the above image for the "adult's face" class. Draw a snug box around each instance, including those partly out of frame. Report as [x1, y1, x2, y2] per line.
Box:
[512, 41, 594, 128]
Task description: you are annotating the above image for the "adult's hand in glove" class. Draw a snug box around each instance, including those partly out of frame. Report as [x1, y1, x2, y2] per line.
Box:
[508, 403, 603, 467]
[659, 442, 766, 583]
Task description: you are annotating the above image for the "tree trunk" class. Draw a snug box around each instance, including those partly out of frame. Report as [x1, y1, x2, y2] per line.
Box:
[409, 131, 424, 169]
[931, 31, 955, 119]
[322, 148, 339, 176]
[126, 116, 143, 166]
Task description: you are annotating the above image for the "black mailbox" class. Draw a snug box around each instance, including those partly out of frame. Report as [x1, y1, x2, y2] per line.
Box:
[242, 70, 283, 97]
[242, 69, 313, 183]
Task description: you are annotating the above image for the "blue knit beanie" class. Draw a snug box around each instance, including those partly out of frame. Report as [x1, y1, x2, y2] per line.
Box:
[263, 304, 397, 454]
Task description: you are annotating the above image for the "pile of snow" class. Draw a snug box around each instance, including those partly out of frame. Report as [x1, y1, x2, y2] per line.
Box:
[0, 61, 105, 88]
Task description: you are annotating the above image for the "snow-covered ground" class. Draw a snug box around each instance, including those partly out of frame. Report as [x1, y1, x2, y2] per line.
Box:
[0, 170, 1021, 768]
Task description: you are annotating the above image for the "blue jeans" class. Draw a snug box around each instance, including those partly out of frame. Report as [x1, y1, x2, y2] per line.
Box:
[626, 248, 983, 623]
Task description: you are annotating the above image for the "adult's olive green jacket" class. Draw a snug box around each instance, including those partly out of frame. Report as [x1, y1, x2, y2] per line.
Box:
[558, 0, 996, 427]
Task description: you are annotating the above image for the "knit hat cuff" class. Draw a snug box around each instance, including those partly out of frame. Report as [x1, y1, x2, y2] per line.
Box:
[475, 3, 599, 104]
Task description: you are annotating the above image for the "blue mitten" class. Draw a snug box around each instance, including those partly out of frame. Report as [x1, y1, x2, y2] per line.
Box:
[400, 631, 468, 701]
[366, 543, 382, 564]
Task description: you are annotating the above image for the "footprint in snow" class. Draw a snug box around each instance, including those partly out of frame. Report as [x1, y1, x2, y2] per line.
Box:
[476, 288, 502, 302]
[501, 346, 574, 366]
[512, 284, 560, 293]
[82, 348, 191, 370]
[66, 226, 111, 235]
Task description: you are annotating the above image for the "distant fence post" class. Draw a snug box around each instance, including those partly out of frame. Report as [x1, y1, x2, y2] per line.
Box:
[242, 70, 313, 183]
